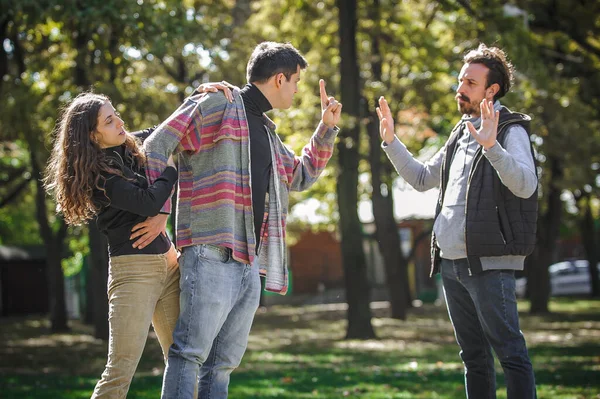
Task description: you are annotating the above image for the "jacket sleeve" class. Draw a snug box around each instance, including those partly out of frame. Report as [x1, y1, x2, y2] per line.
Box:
[483, 125, 537, 198]
[382, 137, 444, 192]
[143, 95, 205, 213]
[98, 166, 178, 217]
[289, 122, 339, 192]
[131, 126, 157, 143]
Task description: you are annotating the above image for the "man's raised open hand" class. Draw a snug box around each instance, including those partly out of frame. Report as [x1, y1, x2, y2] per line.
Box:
[376, 96, 396, 145]
[467, 99, 499, 150]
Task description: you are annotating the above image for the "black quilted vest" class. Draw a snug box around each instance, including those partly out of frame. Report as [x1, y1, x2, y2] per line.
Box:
[430, 106, 538, 276]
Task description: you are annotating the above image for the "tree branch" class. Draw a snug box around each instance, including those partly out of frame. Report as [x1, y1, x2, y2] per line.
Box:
[0, 176, 32, 208]
[28, 145, 52, 241]
[0, 166, 28, 188]
[528, 20, 600, 60]
[189, 70, 208, 84]
[436, 0, 478, 18]
[425, 3, 441, 29]
[159, 57, 182, 83]
[567, 33, 600, 60]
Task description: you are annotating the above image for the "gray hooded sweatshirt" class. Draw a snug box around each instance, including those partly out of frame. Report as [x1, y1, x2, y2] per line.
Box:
[382, 101, 537, 271]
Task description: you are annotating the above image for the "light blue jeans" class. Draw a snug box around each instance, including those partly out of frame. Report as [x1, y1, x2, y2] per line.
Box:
[441, 258, 536, 399]
[161, 244, 261, 399]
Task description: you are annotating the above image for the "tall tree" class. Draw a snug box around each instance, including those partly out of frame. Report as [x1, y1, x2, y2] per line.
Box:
[529, 157, 561, 313]
[31, 143, 69, 331]
[0, 3, 71, 331]
[365, 0, 409, 319]
[88, 223, 109, 339]
[336, 0, 375, 339]
[575, 193, 600, 297]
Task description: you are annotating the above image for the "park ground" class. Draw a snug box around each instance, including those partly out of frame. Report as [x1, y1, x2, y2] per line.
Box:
[1, 298, 599, 398]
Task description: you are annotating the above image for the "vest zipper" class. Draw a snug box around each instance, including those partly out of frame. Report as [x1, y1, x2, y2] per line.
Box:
[464, 146, 483, 259]
[496, 206, 507, 245]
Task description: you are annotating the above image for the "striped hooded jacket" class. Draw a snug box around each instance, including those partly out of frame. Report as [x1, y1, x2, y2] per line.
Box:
[144, 89, 338, 294]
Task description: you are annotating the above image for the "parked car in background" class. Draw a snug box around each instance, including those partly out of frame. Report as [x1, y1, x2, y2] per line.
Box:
[516, 260, 600, 298]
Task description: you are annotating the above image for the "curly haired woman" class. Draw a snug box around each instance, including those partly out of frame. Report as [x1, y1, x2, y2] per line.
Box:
[44, 91, 181, 398]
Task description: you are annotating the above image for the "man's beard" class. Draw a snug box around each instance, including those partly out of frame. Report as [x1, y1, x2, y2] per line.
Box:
[457, 95, 479, 116]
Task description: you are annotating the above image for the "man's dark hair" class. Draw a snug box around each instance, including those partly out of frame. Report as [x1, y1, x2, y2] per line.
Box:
[463, 43, 514, 101]
[246, 42, 308, 84]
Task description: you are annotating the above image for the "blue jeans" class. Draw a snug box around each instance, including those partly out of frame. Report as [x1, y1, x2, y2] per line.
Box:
[161, 244, 261, 399]
[441, 258, 536, 399]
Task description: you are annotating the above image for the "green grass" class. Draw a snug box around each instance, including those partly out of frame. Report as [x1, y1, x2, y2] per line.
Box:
[1, 298, 599, 398]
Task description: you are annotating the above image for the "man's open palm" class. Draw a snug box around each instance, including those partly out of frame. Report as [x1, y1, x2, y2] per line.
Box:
[467, 99, 499, 150]
[376, 96, 395, 144]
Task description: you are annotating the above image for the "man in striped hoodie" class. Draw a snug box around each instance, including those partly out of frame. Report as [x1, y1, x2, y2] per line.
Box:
[144, 42, 342, 399]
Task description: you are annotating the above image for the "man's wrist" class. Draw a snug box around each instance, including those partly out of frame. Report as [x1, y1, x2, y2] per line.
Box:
[483, 141, 498, 151]
[322, 120, 335, 129]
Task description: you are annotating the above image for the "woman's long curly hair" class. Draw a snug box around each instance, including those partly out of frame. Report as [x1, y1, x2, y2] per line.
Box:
[44, 92, 146, 226]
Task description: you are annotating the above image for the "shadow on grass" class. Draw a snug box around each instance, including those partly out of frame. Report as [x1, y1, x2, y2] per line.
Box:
[0, 316, 165, 376]
[0, 363, 468, 399]
[1, 298, 599, 398]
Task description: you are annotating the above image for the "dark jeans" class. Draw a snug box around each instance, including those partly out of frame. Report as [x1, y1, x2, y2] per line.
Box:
[441, 258, 537, 399]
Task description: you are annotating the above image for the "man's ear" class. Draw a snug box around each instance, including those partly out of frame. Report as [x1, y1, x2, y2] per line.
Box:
[274, 72, 285, 88]
[487, 83, 500, 99]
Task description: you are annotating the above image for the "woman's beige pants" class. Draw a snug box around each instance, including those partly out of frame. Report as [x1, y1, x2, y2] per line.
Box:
[91, 246, 179, 398]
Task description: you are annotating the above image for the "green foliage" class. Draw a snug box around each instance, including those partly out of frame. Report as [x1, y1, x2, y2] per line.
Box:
[1, 0, 599, 257]
[0, 140, 39, 245]
[61, 226, 89, 277]
[0, 0, 248, 248]
[0, 190, 41, 245]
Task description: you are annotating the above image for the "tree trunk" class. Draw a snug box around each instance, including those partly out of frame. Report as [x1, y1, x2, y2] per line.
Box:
[88, 221, 110, 340]
[46, 234, 68, 332]
[366, 0, 409, 319]
[30, 149, 69, 332]
[579, 196, 600, 297]
[232, 0, 253, 27]
[529, 157, 561, 314]
[0, 16, 9, 93]
[107, 27, 121, 83]
[337, 0, 375, 339]
[83, 254, 94, 324]
[73, 28, 89, 89]
[368, 120, 408, 320]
